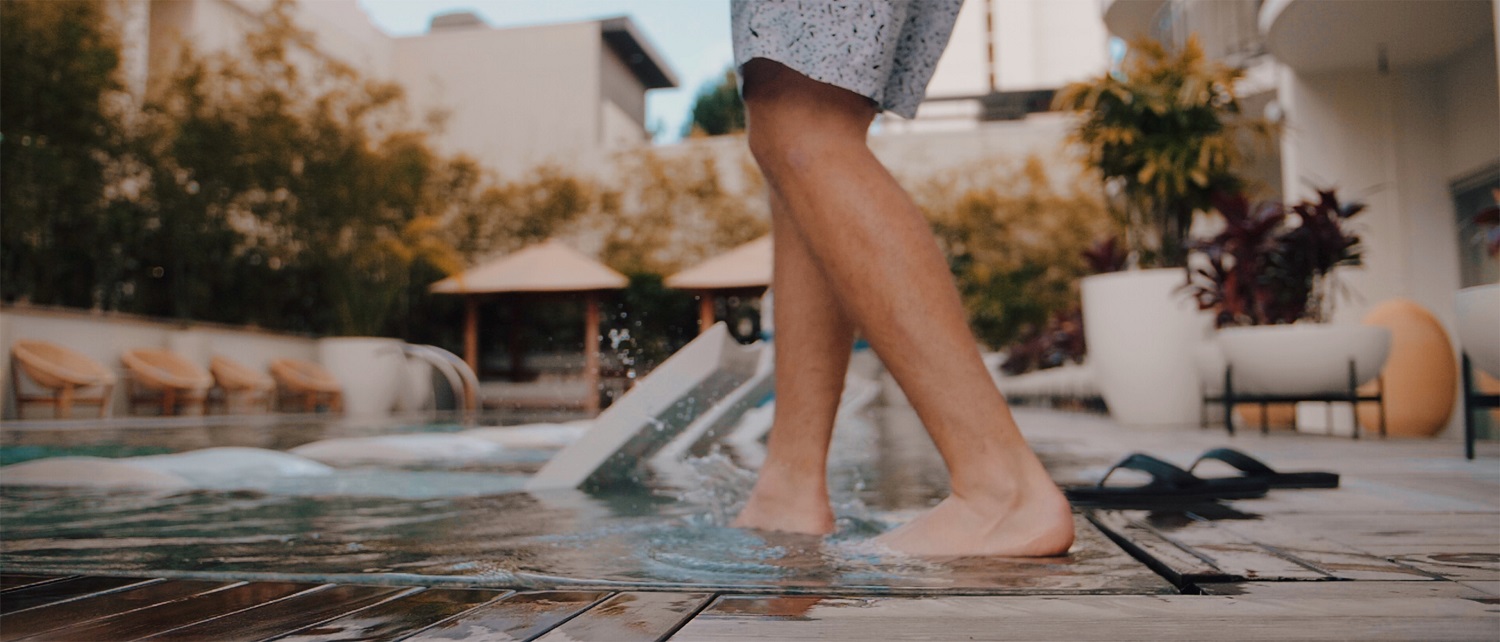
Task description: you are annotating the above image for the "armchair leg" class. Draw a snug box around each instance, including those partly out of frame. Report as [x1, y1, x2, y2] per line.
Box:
[1463, 353, 1477, 460]
[100, 383, 114, 418]
[1347, 359, 1359, 440]
[1224, 365, 1235, 436]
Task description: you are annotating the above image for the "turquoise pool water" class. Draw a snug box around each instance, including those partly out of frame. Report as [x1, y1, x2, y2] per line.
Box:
[0, 408, 1171, 595]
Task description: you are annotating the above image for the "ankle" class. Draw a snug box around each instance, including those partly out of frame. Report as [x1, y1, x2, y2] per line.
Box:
[948, 455, 1057, 506]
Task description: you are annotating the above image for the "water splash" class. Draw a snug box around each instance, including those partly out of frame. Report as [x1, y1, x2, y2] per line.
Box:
[671, 448, 758, 527]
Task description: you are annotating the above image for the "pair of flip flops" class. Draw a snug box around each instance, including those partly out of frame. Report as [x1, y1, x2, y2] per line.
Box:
[1064, 448, 1339, 506]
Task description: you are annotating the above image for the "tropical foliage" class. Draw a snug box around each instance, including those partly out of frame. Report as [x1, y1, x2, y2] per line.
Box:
[1, 0, 126, 310]
[1055, 37, 1275, 267]
[683, 68, 745, 137]
[1182, 190, 1365, 327]
[915, 157, 1117, 350]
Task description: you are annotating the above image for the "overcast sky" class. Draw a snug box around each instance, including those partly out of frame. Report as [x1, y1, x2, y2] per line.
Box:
[357, 0, 734, 144]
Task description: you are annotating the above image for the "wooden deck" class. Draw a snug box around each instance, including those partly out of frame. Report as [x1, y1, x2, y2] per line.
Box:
[3, 570, 1497, 641]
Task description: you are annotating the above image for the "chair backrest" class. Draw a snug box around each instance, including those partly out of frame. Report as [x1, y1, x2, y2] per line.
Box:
[209, 355, 274, 390]
[11, 339, 116, 388]
[269, 358, 342, 393]
[122, 348, 213, 390]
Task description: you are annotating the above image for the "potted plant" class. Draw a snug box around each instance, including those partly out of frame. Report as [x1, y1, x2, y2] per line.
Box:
[1182, 190, 1390, 398]
[1055, 37, 1275, 425]
[1456, 191, 1499, 379]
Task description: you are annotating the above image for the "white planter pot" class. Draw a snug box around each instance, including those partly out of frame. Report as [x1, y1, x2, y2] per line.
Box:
[1216, 324, 1391, 396]
[318, 337, 406, 416]
[1081, 269, 1212, 426]
[395, 357, 434, 413]
[1456, 284, 1500, 378]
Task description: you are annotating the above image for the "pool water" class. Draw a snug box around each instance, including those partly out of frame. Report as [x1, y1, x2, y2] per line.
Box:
[0, 407, 1172, 595]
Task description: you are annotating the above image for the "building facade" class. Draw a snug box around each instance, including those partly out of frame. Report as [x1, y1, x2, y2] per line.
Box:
[113, 0, 676, 178]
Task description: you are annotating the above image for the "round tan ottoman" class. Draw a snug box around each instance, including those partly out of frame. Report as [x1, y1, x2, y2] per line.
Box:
[1357, 299, 1456, 437]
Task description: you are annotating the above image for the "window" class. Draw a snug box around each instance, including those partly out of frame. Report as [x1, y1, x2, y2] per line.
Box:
[1453, 163, 1500, 288]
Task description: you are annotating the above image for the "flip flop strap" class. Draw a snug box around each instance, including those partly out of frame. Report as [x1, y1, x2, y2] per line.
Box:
[1097, 453, 1202, 489]
[1189, 448, 1276, 476]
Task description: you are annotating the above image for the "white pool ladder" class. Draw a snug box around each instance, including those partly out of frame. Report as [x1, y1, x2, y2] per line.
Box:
[403, 344, 480, 416]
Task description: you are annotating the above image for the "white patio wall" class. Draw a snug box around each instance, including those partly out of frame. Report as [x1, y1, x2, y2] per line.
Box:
[1274, 34, 1499, 439]
[0, 306, 318, 420]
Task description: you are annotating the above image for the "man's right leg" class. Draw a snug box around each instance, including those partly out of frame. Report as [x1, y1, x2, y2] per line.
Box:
[731, 188, 855, 535]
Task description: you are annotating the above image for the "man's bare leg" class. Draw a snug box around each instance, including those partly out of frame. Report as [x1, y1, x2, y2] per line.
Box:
[740, 59, 1073, 557]
[731, 188, 854, 535]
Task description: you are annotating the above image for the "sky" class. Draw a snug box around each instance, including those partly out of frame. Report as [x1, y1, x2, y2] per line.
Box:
[357, 0, 734, 144]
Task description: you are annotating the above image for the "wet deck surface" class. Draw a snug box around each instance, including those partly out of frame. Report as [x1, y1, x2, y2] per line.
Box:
[2, 408, 1498, 639]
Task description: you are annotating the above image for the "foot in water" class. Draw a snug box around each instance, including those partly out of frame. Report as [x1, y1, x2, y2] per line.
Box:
[731, 471, 835, 535]
[872, 477, 1075, 557]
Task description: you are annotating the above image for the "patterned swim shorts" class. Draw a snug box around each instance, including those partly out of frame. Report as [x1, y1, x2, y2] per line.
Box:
[731, 0, 964, 119]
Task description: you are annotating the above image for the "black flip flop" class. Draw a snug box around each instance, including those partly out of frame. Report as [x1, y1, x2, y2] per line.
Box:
[1064, 453, 1270, 505]
[1188, 448, 1340, 489]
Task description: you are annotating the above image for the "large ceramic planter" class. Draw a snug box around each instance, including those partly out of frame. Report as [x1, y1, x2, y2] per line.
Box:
[1081, 268, 1212, 426]
[1216, 324, 1391, 396]
[1456, 284, 1500, 378]
[318, 337, 406, 416]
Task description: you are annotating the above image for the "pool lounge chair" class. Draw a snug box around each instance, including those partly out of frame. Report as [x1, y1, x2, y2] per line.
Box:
[268, 358, 343, 413]
[122, 348, 214, 416]
[208, 355, 275, 414]
[9, 339, 117, 419]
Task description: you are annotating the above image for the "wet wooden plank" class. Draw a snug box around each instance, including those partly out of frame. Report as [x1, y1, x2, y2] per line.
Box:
[1086, 510, 1227, 585]
[672, 594, 1500, 641]
[0, 579, 232, 642]
[271, 587, 510, 642]
[1195, 580, 1490, 599]
[1388, 552, 1500, 582]
[141, 583, 409, 642]
[0, 576, 157, 614]
[0, 575, 69, 592]
[1459, 581, 1500, 596]
[1208, 519, 1439, 581]
[27, 581, 318, 642]
[534, 591, 712, 642]
[1271, 513, 1500, 550]
[406, 591, 610, 642]
[1136, 512, 1331, 581]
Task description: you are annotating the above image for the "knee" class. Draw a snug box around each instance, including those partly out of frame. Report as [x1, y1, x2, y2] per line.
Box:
[741, 60, 875, 183]
[745, 100, 868, 186]
[746, 115, 804, 180]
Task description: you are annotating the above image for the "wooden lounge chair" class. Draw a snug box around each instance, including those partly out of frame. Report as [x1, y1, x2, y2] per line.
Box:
[208, 355, 275, 414]
[269, 358, 343, 413]
[121, 348, 213, 416]
[9, 339, 117, 418]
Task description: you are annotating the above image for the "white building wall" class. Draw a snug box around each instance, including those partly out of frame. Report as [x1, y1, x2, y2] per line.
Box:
[293, 0, 393, 78]
[993, 0, 1109, 92]
[1276, 32, 1499, 437]
[894, 0, 1109, 132]
[391, 21, 603, 179]
[1439, 38, 1500, 181]
[926, 0, 1110, 96]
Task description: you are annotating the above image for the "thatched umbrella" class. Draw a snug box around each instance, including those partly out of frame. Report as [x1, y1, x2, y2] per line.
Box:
[666, 236, 771, 332]
[430, 239, 628, 413]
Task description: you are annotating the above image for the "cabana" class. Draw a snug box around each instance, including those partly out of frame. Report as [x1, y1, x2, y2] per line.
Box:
[666, 236, 771, 333]
[430, 239, 628, 414]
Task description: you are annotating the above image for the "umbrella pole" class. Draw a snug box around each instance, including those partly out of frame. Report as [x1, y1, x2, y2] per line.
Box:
[698, 291, 715, 333]
[584, 291, 601, 415]
[464, 295, 479, 375]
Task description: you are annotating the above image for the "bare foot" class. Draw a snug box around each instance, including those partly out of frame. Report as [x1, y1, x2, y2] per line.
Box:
[732, 473, 835, 535]
[873, 479, 1075, 557]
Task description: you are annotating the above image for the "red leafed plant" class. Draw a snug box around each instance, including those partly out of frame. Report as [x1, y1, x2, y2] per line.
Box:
[1471, 188, 1500, 258]
[1183, 190, 1365, 327]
